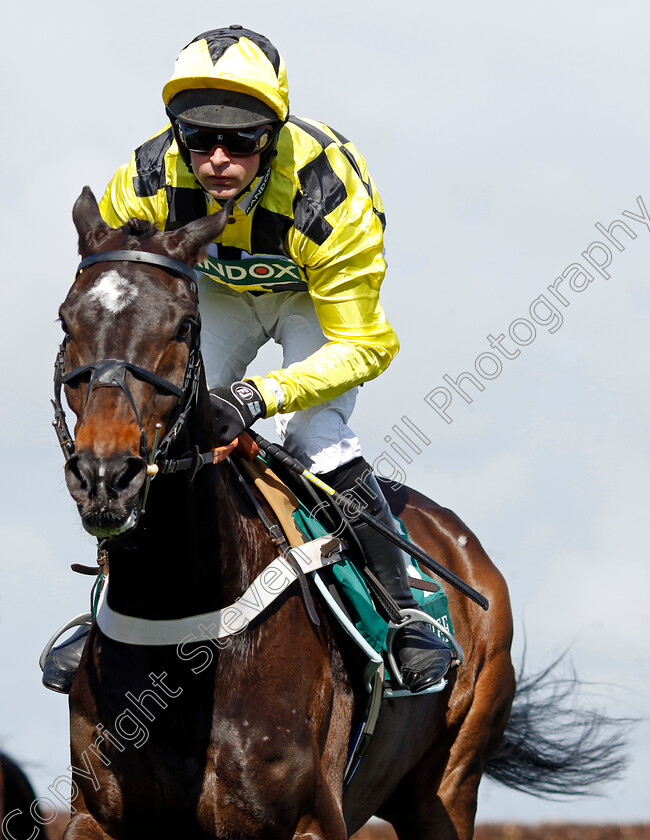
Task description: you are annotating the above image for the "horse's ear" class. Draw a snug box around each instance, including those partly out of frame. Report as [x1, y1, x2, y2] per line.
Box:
[72, 186, 113, 257]
[163, 200, 234, 266]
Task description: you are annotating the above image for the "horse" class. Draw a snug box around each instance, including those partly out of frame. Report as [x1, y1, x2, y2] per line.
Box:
[54, 187, 627, 840]
[0, 751, 44, 839]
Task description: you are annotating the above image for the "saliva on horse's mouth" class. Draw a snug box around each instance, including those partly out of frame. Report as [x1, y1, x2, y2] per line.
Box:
[81, 504, 140, 539]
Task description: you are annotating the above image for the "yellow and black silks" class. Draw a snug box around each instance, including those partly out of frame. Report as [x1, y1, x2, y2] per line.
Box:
[99, 28, 399, 417]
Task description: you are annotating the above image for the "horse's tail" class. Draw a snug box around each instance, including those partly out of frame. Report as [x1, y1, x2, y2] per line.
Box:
[484, 655, 634, 797]
[1, 751, 42, 830]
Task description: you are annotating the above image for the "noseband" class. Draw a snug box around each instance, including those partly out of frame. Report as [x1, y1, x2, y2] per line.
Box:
[52, 250, 203, 466]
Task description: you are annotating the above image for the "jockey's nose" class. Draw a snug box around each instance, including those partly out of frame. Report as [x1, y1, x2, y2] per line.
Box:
[209, 145, 231, 165]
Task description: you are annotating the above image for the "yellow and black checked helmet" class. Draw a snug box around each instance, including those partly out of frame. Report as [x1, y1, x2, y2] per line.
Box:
[164, 26, 289, 172]
[164, 26, 289, 127]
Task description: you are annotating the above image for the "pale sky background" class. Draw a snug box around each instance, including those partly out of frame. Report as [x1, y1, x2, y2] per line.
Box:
[1, 0, 648, 828]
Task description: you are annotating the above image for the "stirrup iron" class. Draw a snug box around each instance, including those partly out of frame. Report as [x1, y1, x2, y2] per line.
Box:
[386, 608, 464, 691]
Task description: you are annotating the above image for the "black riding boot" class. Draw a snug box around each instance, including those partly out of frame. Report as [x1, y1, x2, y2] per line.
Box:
[42, 623, 90, 694]
[320, 457, 453, 692]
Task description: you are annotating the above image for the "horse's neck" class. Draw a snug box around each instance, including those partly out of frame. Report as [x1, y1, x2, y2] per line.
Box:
[104, 389, 252, 620]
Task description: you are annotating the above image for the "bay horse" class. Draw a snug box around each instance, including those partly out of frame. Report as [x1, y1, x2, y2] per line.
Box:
[0, 751, 43, 839]
[55, 187, 626, 840]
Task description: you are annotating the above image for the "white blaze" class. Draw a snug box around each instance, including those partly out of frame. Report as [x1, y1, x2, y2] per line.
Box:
[87, 270, 138, 315]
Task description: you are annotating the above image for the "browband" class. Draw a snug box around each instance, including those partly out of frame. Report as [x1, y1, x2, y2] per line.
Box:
[77, 250, 199, 286]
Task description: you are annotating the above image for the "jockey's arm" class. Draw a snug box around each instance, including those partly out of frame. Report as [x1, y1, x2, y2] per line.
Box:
[248, 153, 399, 416]
[248, 220, 400, 416]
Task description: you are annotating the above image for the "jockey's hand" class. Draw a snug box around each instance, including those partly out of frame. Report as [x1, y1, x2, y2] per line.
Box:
[209, 380, 266, 444]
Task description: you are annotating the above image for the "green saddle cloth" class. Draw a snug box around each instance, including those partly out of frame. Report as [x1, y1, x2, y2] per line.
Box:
[292, 505, 454, 655]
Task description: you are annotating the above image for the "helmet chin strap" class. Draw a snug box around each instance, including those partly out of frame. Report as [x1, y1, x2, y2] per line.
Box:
[167, 110, 194, 171]
[258, 122, 284, 172]
[235, 169, 271, 214]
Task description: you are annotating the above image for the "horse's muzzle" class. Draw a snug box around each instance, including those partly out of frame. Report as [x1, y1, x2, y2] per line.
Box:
[65, 450, 147, 538]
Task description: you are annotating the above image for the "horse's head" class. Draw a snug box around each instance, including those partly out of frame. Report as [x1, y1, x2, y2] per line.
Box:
[57, 187, 230, 538]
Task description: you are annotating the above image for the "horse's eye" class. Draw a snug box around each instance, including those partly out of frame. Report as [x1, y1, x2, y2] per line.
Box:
[59, 316, 70, 336]
[176, 319, 193, 340]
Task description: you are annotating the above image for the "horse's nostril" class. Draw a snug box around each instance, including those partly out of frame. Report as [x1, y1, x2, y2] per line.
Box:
[65, 451, 146, 503]
[66, 452, 96, 496]
[68, 459, 86, 492]
[114, 457, 146, 494]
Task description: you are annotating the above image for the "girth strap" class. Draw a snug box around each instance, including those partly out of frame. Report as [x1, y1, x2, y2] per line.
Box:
[95, 536, 344, 646]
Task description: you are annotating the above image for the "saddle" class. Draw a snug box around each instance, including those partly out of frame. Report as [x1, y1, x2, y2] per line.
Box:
[236, 451, 458, 668]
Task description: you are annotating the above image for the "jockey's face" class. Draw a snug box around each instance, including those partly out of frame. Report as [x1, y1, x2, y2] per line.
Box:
[190, 146, 261, 201]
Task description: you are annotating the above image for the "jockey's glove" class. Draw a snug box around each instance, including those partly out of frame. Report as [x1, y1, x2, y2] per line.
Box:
[209, 380, 267, 444]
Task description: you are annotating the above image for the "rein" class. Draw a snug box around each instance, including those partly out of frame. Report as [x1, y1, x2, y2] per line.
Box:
[52, 248, 236, 533]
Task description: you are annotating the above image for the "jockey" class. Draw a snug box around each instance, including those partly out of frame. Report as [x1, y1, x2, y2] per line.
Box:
[43, 26, 453, 694]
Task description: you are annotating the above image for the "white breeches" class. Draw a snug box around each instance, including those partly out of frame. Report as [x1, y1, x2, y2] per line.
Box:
[198, 279, 362, 474]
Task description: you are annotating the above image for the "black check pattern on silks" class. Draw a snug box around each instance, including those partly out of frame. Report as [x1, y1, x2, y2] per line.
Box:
[209, 380, 266, 443]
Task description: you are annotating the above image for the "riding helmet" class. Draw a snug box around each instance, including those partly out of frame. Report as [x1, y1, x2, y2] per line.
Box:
[163, 26, 289, 172]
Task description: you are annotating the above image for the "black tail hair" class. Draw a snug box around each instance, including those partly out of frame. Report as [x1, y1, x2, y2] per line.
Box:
[485, 653, 635, 798]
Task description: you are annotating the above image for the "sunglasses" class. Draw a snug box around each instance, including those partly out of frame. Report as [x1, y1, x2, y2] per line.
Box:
[177, 122, 274, 156]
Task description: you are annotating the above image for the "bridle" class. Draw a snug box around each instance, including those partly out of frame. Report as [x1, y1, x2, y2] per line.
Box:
[53, 249, 203, 460]
[52, 250, 236, 532]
